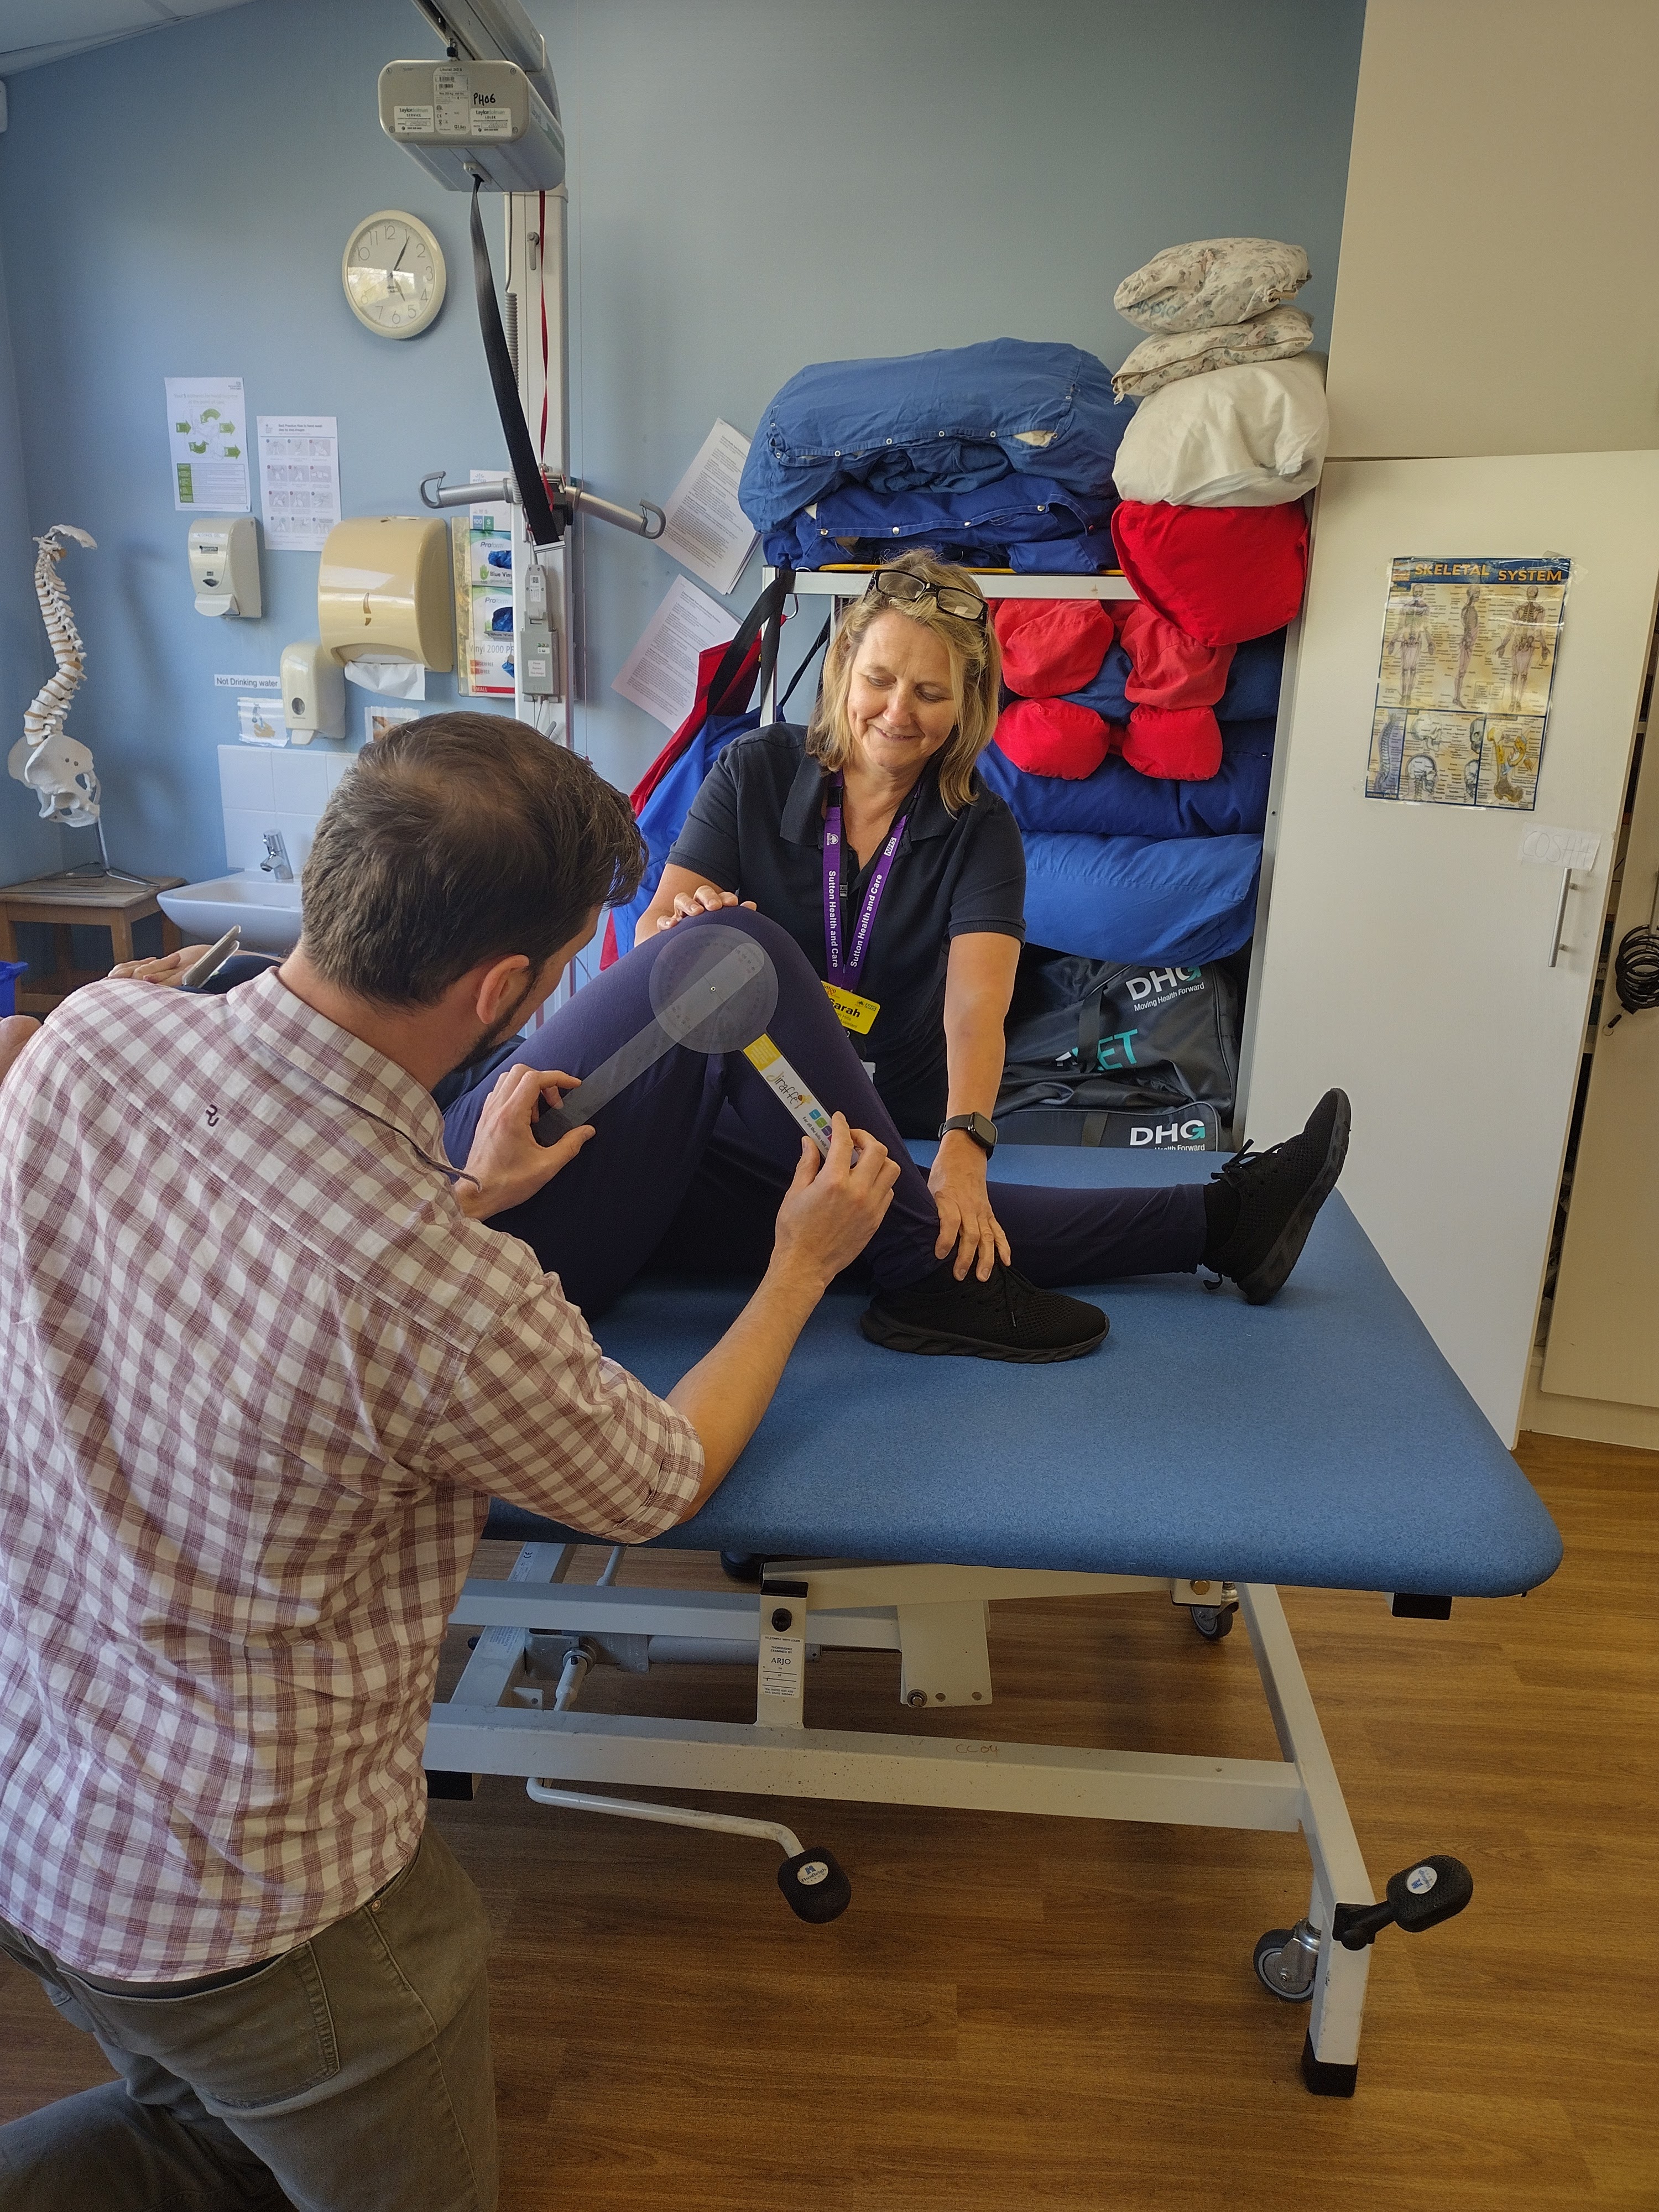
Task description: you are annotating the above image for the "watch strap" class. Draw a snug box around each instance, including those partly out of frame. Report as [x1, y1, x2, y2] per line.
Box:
[939, 1112, 997, 1156]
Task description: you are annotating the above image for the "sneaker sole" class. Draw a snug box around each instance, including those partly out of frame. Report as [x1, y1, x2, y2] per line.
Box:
[1235, 1091, 1352, 1306]
[858, 1308, 1109, 1362]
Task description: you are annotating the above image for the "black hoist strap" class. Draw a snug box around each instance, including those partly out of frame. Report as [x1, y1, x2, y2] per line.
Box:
[469, 179, 564, 547]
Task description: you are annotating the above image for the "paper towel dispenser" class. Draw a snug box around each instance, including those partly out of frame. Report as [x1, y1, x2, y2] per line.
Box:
[317, 515, 453, 670]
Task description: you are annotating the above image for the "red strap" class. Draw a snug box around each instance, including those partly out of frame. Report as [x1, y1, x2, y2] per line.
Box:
[629, 634, 763, 811]
[538, 190, 550, 460]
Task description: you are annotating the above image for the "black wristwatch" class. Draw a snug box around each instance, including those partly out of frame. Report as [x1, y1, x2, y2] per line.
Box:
[939, 1111, 998, 1157]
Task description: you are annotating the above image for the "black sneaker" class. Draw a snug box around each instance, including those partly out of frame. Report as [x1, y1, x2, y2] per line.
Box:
[1203, 1089, 1351, 1305]
[860, 1258, 1108, 1363]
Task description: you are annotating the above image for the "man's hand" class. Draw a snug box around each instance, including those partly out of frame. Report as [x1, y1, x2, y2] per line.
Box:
[771, 1115, 900, 1290]
[456, 1063, 593, 1220]
[655, 884, 757, 931]
[928, 1130, 1010, 1282]
[109, 946, 213, 986]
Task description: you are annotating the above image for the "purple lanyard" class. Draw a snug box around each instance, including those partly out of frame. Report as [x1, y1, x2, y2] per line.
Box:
[823, 776, 906, 992]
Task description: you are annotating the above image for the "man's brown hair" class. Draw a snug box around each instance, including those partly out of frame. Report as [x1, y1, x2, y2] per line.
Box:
[299, 712, 645, 1007]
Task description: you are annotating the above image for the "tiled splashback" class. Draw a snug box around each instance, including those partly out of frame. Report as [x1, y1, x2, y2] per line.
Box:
[217, 745, 357, 876]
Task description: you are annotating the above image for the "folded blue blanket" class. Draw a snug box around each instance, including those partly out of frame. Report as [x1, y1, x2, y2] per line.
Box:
[1022, 831, 1261, 967]
[768, 473, 1117, 575]
[741, 338, 1131, 534]
[980, 718, 1275, 839]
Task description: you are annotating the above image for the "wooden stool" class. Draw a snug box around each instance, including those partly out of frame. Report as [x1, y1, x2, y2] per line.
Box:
[0, 873, 185, 1014]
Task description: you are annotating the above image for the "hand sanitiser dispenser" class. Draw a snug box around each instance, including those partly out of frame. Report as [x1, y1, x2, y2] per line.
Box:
[279, 640, 347, 744]
[189, 519, 261, 618]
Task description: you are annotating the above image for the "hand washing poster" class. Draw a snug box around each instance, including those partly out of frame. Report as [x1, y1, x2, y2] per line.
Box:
[165, 375, 251, 513]
[1364, 556, 1569, 811]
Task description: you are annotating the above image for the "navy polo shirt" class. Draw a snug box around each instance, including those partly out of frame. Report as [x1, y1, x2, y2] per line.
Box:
[667, 723, 1025, 1133]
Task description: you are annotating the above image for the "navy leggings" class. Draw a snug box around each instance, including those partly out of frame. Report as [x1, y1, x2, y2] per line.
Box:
[440, 909, 1206, 1317]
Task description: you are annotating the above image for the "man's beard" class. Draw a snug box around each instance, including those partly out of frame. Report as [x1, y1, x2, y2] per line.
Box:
[444, 969, 544, 1081]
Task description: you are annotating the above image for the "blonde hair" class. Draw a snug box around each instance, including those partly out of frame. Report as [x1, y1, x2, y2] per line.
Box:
[804, 549, 1001, 814]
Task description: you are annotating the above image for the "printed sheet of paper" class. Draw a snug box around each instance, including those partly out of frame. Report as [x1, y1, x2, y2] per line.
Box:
[656, 420, 758, 597]
[257, 415, 341, 552]
[612, 576, 737, 729]
[1364, 555, 1570, 811]
[166, 376, 251, 512]
[450, 471, 516, 697]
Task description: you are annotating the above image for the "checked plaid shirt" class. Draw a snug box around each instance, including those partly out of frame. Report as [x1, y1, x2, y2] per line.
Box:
[0, 967, 702, 1978]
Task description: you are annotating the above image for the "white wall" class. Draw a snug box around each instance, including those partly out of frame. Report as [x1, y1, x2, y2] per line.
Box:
[1326, 0, 1659, 459]
[0, 0, 1364, 892]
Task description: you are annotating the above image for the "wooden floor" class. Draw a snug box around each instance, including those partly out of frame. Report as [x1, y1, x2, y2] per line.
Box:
[2, 1434, 1654, 2210]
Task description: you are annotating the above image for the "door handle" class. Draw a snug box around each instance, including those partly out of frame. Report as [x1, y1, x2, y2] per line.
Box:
[1547, 865, 1573, 969]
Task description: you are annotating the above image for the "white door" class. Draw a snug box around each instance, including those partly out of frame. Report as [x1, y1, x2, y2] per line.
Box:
[1240, 452, 1659, 1443]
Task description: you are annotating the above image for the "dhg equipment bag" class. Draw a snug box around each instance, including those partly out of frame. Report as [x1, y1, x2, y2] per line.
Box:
[997, 952, 1239, 1121]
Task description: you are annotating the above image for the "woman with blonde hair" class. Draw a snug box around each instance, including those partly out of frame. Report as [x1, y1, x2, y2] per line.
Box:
[629, 548, 1349, 1351]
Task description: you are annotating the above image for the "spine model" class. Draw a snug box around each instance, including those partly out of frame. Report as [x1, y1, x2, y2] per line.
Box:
[8, 524, 102, 828]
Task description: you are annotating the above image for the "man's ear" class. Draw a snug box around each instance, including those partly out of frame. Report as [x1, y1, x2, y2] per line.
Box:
[471, 954, 533, 1026]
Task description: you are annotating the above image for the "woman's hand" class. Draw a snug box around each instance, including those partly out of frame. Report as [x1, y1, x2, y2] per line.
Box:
[655, 884, 757, 931]
[456, 1063, 594, 1220]
[928, 1130, 1010, 1282]
[109, 946, 213, 985]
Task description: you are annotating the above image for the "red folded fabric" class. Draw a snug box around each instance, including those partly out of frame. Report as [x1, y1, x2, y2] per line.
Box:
[1119, 602, 1235, 708]
[1122, 704, 1223, 781]
[994, 696, 1114, 780]
[993, 596, 1117, 697]
[1110, 500, 1309, 645]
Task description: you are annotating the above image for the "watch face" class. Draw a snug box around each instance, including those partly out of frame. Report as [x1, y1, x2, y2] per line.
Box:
[344, 215, 444, 338]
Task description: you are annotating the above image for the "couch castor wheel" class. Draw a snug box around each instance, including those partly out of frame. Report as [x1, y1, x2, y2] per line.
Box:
[778, 1847, 851, 1923]
[1254, 1924, 1317, 2000]
[1191, 1603, 1234, 1640]
[720, 1550, 766, 1582]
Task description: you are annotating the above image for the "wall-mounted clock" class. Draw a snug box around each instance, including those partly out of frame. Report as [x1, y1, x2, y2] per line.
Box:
[342, 210, 446, 340]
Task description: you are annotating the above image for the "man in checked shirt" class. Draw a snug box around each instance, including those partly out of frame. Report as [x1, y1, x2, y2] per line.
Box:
[0, 717, 898, 2211]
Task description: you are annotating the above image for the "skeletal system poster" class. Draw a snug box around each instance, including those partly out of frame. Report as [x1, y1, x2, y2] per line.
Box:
[1365, 556, 1569, 811]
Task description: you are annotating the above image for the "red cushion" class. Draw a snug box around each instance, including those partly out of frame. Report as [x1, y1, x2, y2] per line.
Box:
[994, 697, 1114, 780]
[1109, 501, 1308, 645]
[993, 596, 1117, 697]
[1121, 703, 1223, 781]
[1119, 602, 1235, 708]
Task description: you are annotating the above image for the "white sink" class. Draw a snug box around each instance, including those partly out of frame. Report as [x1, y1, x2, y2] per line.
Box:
[159, 872, 302, 956]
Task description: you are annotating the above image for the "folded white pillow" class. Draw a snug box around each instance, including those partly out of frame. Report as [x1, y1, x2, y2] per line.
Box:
[1114, 237, 1310, 335]
[1112, 307, 1313, 401]
[1112, 356, 1329, 509]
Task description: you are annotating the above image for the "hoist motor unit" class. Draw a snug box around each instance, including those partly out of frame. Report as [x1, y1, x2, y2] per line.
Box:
[378, 58, 565, 191]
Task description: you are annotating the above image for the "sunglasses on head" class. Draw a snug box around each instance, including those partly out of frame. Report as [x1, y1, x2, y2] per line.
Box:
[865, 568, 989, 625]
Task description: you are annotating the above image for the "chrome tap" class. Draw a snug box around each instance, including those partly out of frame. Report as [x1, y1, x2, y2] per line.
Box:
[259, 830, 292, 881]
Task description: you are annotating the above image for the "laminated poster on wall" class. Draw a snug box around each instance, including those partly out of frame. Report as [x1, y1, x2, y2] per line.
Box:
[657, 420, 759, 597]
[450, 472, 516, 696]
[257, 415, 341, 552]
[613, 575, 737, 730]
[165, 376, 252, 513]
[366, 703, 421, 745]
[1364, 555, 1569, 811]
[237, 696, 286, 747]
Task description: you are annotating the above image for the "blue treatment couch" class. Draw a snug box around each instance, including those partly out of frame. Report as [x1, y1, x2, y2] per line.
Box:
[428, 1151, 1562, 2098]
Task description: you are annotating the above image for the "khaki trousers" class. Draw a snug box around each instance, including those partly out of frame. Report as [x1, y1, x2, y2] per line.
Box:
[0, 1823, 497, 2212]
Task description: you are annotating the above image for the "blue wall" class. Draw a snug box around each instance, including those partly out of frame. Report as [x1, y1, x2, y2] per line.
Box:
[0, 0, 1363, 892]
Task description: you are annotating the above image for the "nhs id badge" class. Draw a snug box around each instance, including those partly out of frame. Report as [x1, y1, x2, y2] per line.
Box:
[823, 981, 879, 1034]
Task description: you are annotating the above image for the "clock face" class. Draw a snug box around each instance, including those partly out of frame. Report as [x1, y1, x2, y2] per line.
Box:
[342, 211, 446, 339]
